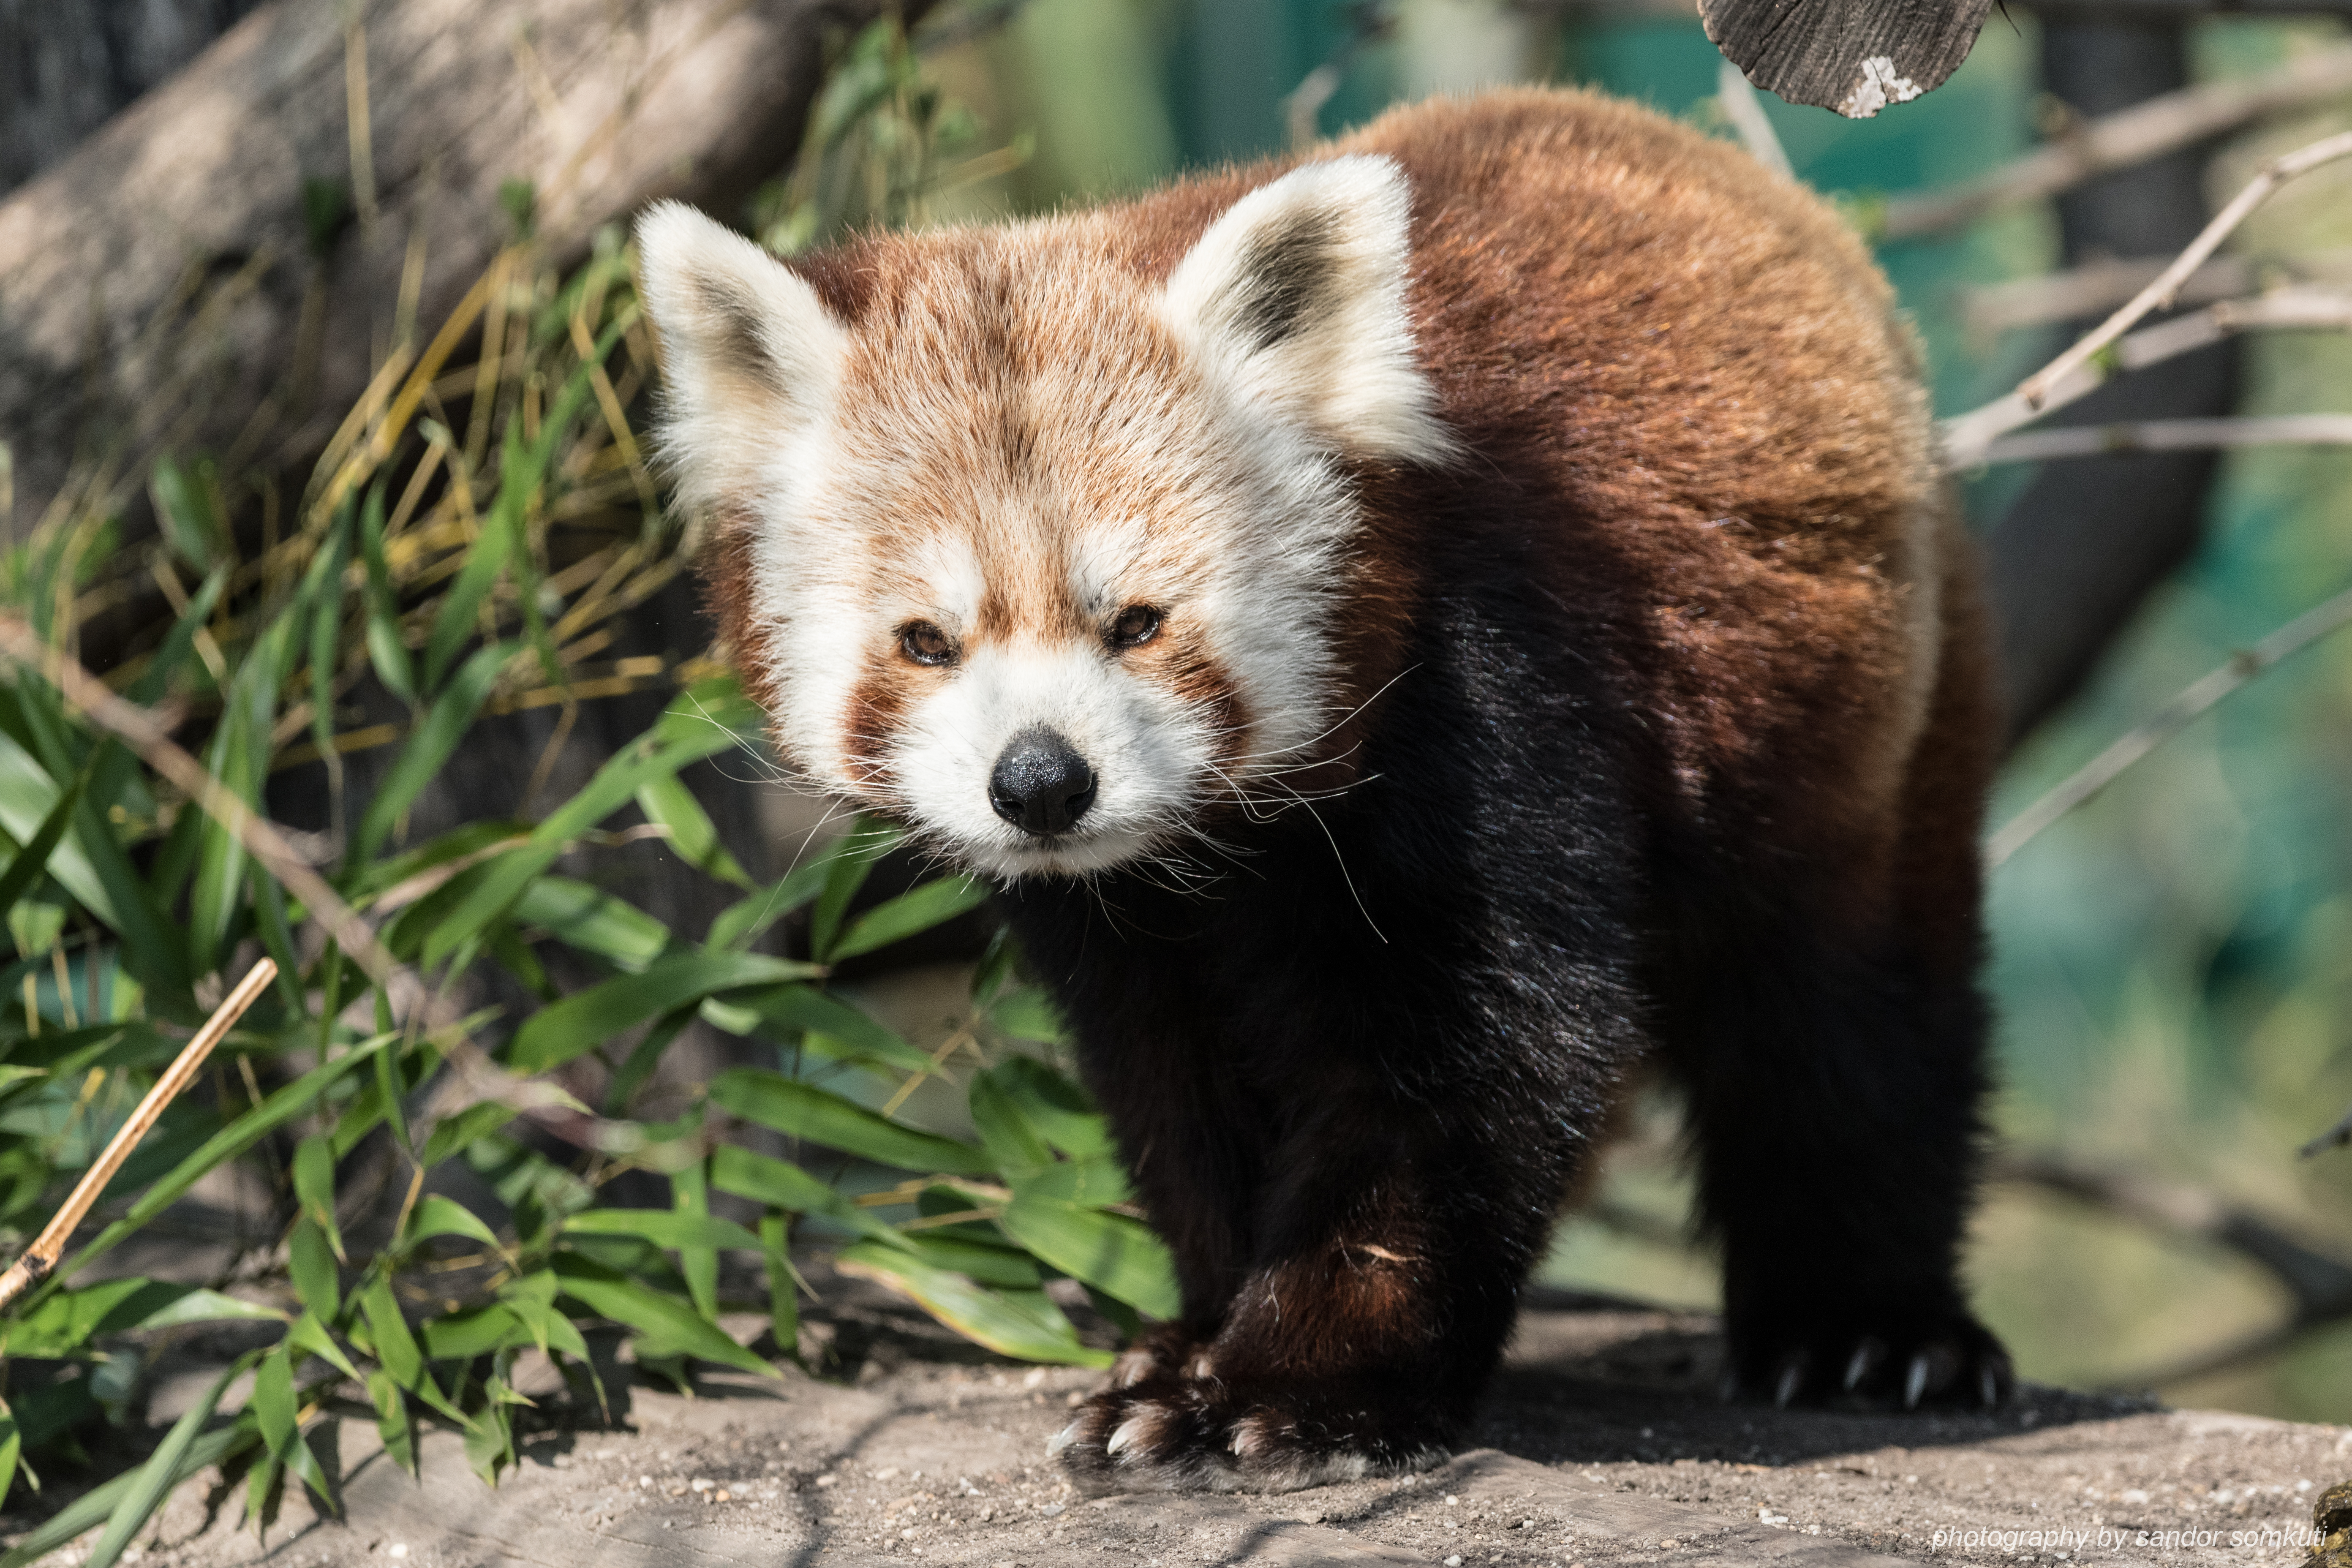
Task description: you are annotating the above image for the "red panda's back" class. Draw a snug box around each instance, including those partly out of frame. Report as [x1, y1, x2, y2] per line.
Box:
[1351, 90, 1960, 874]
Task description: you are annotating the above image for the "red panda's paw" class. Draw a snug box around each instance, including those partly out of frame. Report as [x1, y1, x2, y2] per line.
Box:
[1047, 1374, 1453, 1494]
[1726, 1309, 2014, 1412]
[1104, 1321, 1208, 1389]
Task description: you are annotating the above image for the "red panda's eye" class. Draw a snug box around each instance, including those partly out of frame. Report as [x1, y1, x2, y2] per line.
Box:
[899, 621, 958, 666]
[1107, 605, 1162, 651]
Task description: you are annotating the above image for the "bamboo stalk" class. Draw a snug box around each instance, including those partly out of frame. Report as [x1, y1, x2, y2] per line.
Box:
[0, 958, 278, 1314]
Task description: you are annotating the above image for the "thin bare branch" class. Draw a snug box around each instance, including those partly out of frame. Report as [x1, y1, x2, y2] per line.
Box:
[1881, 46, 2352, 240]
[2017, 130, 2352, 409]
[1716, 57, 1794, 180]
[2000, 1153, 2352, 1390]
[1947, 290, 2352, 467]
[1985, 580, 2352, 866]
[0, 958, 277, 1312]
[1282, 2, 1393, 152]
[1978, 411, 2352, 464]
[1958, 247, 2352, 338]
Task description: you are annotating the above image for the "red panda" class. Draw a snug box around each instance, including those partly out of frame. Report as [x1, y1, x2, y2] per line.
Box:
[636, 86, 2010, 1493]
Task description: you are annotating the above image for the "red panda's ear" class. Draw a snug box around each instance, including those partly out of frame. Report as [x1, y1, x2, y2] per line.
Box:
[634, 201, 847, 509]
[1160, 155, 1454, 466]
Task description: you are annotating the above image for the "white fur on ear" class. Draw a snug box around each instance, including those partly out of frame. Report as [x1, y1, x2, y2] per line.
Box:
[634, 200, 848, 510]
[1160, 155, 1452, 465]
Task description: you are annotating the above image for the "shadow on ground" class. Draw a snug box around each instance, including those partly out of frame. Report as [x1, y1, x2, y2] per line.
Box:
[6, 1266, 2344, 1568]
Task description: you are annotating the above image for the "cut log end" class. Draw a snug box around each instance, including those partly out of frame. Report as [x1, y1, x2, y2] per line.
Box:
[1701, 0, 1996, 117]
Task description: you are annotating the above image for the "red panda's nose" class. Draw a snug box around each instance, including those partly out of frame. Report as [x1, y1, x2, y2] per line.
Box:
[989, 728, 1097, 837]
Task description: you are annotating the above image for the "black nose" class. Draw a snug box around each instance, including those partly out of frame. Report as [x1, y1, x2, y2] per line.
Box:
[989, 728, 1097, 836]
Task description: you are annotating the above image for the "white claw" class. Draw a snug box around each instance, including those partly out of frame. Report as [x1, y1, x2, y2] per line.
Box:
[1844, 1346, 1873, 1392]
[1045, 1420, 1081, 1457]
[1775, 1361, 1803, 1408]
[1978, 1364, 2001, 1408]
[1903, 1354, 1930, 1410]
[1105, 1417, 1145, 1459]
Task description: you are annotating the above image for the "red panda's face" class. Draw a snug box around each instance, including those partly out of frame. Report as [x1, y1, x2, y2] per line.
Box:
[637, 159, 1451, 880]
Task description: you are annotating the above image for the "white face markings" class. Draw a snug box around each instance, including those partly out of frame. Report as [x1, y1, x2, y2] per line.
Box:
[893, 637, 1214, 879]
[633, 157, 1451, 881]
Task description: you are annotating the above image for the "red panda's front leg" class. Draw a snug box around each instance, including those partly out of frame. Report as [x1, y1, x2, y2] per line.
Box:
[1052, 1106, 1547, 1493]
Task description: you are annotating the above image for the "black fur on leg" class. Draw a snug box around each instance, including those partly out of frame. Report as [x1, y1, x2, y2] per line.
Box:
[1655, 893, 2012, 1411]
[1003, 568, 1655, 1491]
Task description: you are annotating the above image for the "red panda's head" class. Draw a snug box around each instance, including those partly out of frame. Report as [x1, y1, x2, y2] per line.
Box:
[635, 157, 1450, 880]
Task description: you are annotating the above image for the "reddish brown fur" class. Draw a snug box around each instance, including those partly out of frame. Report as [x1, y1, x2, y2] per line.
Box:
[680, 89, 2006, 1482]
[731, 90, 1966, 883]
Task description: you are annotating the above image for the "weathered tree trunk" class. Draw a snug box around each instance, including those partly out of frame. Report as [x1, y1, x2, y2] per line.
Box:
[0, 0, 267, 196]
[0, 0, 898, 538]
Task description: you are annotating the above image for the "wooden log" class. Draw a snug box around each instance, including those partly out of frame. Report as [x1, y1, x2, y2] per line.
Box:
[1699, 0, 1995, 117]
[0, 0, 905, 539]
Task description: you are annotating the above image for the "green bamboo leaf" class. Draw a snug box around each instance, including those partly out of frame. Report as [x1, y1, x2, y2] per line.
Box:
[833, 1243, 1108, 1367]
[125, 565, 228, 707]
[986, 985, 1067, 1045]
[0, 734, 109, 919]
[416, 1102, 517, 1168]
[0, 1423, 251, 1568]
[509, 877, 668, 972]
[897, 1230, 1041, 1290]
[635, 774, 753, 890]
[252, 1344, 296, 1451]
[498, 1272, 591, 1361]
[291, 1136, 344, 1259]
[422, 723, 743, 970]
[131, 1288, 289, 1332]
[972, 1057, 1111, 1160]
[359, 1279, 423, 1388]
[0, 1399, 21, 1508]
[366, 1369, 415, 1477]
[828, 875, 990, 963]
[150, 457, 225, 570]
[562, 1209, 762, 1252]
[353, 641, 517, 863]
[424, 323, 619, 693]
[421, 508, 512, 692]
[403, 1194, 502, 1252]
[707, 1070, 991, 1175]
[305, 517, 351, 760]
[757, 1212, 798, 1360]
[243, 1450, 283, 1535]
[967, 1067, 1055, 1177]
[705, 1145, 906, 1249]
[2, 1280, 283, 1358]
[0, 765, 83, 939]
[1009, 1154, 1131, 1208]
[704, 983, 933, 1074]
[996, 1194, 1178, 1320]
[3, 679, 186, 996]
[549, 1254, 776, 1378]
[287, 1310, 362, 1382]
[358, 487, 416, 704]
[672, 1156, 719, 1321]
[708, 855, 834, 950]
[79, 1352, 257, 1568]
[365, 617, 417, 705]
[288, 1220, 340, 1320]
[808, 821, 897, 960]
[418, 1304, 531, 1360]
[53, 1037, 392, 1291]
[507, 950, 819, 1074]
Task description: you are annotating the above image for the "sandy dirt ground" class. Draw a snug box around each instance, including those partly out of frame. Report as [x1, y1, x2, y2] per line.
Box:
[11, 1277, 2348, 1568]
